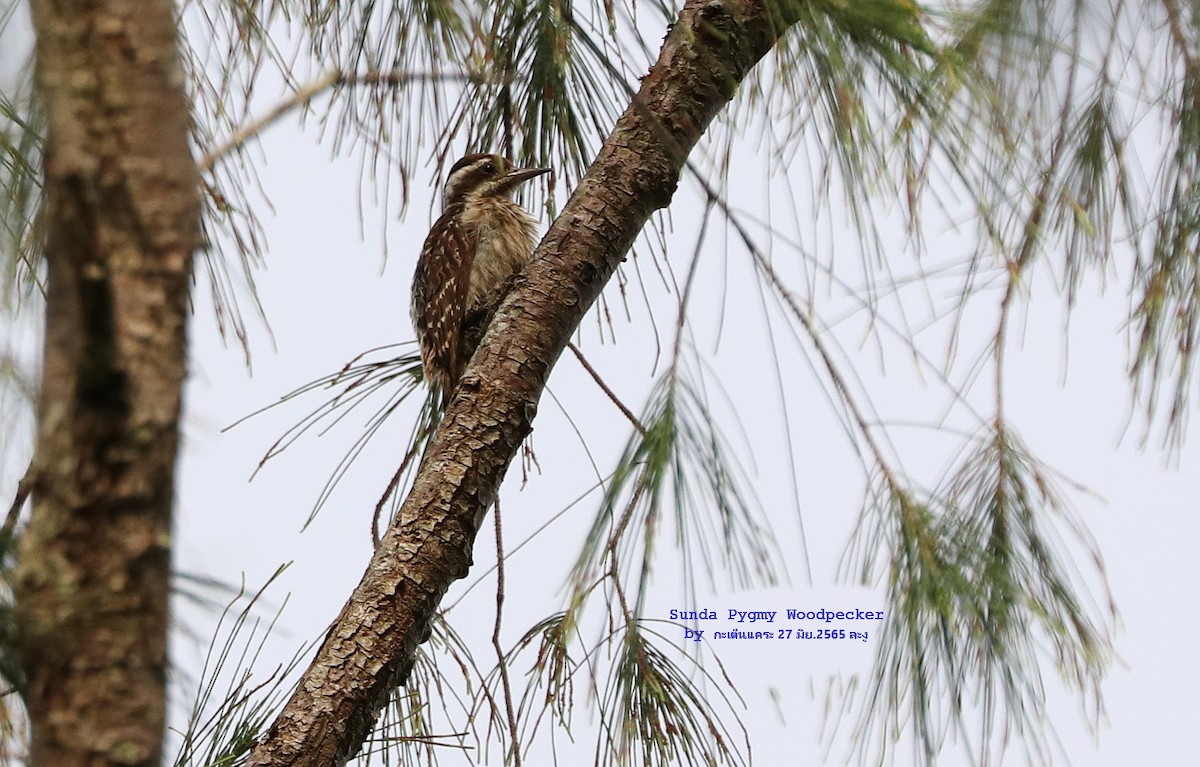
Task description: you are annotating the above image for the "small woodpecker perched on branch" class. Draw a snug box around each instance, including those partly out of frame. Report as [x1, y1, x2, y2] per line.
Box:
[410, 153, 550, 406]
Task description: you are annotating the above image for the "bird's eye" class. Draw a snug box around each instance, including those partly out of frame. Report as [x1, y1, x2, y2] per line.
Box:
[483, 161, 496, 174]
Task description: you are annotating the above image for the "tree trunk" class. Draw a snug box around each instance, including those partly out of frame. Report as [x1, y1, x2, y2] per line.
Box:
[245, 1, 802, 765]
[14, 0, 200, 764]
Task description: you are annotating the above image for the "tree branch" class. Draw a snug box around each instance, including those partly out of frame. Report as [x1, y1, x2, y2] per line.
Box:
[199, 70, 476, 172]
[245, 2, 804, 764]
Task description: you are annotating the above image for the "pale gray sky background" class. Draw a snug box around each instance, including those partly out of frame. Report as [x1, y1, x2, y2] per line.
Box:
[171, 108, 1200, 765]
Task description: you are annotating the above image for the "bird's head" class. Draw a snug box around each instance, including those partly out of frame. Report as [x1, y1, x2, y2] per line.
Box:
[442, 153, 550, 208]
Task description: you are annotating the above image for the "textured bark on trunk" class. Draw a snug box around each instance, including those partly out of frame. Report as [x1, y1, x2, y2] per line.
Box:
[14, 1, 200, 765]
[246, 1, 802, 765]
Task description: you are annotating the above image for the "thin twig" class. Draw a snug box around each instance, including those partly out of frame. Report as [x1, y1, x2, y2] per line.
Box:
[371, 444, 420, 548]
[490, 498, 522, 767]
[566, 342, 647, 435]
[3, 460, 32, 542]
[200, 70, 340, 172]
[699, 181, 905, 492]
[199, 70, 476, 172]
[1162, 0, 1196, 69]
[993, 18, 1079, 421]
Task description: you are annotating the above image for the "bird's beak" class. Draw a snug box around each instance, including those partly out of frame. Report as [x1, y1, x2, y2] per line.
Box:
[504, 166, 551, 188]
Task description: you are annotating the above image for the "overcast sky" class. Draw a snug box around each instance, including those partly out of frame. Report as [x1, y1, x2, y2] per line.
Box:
[169, 103, 1200, 765]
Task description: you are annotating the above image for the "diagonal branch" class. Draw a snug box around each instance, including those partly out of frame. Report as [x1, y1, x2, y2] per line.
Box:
[245, 2, 805, 765]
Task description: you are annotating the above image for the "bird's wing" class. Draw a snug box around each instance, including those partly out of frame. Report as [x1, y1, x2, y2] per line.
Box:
[412, 210, 475, 402]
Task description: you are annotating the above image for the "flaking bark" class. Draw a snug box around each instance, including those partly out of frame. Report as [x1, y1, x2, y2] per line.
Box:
[14, 1, 200, 765]
[245, 2, 804, 764]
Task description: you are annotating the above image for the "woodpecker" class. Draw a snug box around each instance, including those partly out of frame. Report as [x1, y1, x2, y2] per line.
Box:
[410, 153, 549, 405]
